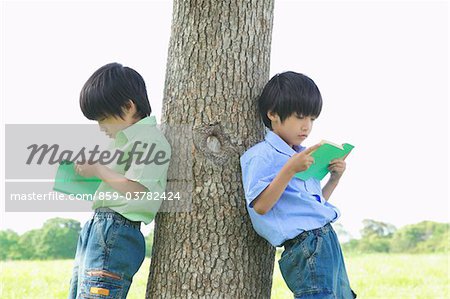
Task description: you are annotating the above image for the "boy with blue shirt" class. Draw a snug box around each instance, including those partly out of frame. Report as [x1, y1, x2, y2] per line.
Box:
[68, 63, 171, 298]
[240, 72, 356, 298]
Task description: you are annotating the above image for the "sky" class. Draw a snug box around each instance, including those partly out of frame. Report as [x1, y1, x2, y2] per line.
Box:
[1, 0, 449, 239]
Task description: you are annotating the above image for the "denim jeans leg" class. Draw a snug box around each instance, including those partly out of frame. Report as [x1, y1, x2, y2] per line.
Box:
[76, 213, 145, 299]
[329, 227, 357, 298]
[68, 218, 93, 299]
[67, 236, 81, 299]
[279, 224, 356, 299]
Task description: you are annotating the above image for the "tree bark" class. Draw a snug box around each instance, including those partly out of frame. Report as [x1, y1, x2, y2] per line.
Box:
[147, 0, 275, 298]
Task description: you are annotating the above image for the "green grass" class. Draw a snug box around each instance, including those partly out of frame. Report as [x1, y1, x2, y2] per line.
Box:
[1, 253, 448, 298]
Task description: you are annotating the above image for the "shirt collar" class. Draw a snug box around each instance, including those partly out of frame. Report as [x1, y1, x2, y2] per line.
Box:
[265, 130, 306, 157]
[115, 115, 157, 145]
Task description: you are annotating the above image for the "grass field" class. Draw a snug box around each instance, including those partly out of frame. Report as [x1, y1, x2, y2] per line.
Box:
[0, 253, 448, 298]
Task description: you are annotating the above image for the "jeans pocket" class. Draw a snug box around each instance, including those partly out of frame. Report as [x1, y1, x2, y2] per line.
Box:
[95, 218, 119, 250]
[279, 233, 331, 297]
[80, 272, 123, 299]
[278, 250, 298, 295]
[301, 233, 322, 260]
[80, 281, 122, 299]
[278, 239, 309, 296]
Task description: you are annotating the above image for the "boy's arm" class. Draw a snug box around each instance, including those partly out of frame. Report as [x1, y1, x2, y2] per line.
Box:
[75, 163, 148, 194]
[252, 144, 321, 215]
[95, 165, 148, 194]
[321, 158, 346, 201]
[252, 163, 296, 215]
[322, 177, 339, 202]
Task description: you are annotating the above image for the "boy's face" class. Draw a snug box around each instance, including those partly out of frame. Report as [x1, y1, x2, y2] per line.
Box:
[97, 101, 139, 138]
[97, 115, 131, 138]
[268, 112, 316, 148]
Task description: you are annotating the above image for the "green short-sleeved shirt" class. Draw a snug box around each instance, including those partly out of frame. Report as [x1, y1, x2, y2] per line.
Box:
[92, 115, 171, 224]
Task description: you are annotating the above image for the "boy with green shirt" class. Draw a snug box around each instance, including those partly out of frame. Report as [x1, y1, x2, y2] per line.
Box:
[68, 63, 171, 298]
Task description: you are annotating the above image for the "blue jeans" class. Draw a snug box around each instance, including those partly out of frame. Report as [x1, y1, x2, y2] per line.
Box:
[279, 223, 357, 299]
[68, 208, 145, 299]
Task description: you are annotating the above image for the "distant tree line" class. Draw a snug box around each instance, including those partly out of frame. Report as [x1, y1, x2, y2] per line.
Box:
[0, 218, 447, 260]
[341, 219, 449, 254]
[0, 218, 154, 261]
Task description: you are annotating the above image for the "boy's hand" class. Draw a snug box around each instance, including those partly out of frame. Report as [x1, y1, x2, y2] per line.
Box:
[75, 162, 102, 178]
[286, 143, 321, 174]
[328, 159, 346, 181]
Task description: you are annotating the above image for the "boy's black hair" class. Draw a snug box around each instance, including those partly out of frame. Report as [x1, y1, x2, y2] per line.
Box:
[258, 71, 322, 129]
[80, 62, 151, 120]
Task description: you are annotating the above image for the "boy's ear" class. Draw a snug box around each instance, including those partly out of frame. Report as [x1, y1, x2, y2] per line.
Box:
[267, 111, 279, 122]
[121, 100, 138, 120]
[123, 100, 139, 116]
[124, 99, 134, 111]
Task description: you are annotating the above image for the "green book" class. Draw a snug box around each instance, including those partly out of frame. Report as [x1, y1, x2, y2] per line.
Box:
[295, 140, 355, 181]
[53, 160, 101, 198]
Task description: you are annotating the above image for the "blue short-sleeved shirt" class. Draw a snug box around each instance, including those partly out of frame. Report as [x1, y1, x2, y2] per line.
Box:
[240, 130, 341, 247]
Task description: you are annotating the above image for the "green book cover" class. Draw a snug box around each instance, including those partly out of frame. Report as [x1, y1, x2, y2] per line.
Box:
[295, 141, 355, 181]
[53, 160, 101, 198]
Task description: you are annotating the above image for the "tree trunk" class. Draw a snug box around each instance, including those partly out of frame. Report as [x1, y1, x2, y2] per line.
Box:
[147, 0, 275, 298]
